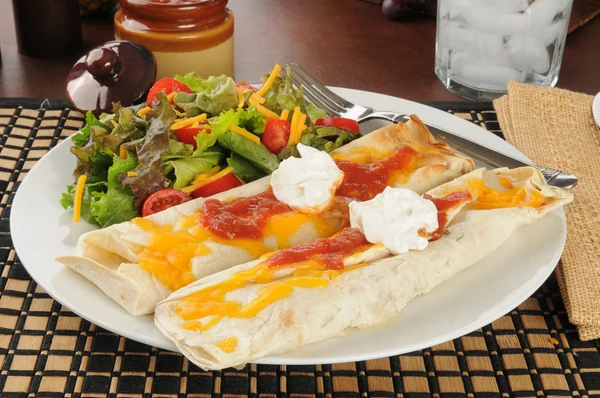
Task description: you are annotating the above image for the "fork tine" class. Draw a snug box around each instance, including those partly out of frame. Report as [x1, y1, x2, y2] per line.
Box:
[289, 75, 342, 116]
[290, 63, 356, 109]
[289, 69, 345, 115]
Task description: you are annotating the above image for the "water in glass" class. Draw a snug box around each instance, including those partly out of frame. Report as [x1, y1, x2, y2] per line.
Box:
[435, 0, 573, 101]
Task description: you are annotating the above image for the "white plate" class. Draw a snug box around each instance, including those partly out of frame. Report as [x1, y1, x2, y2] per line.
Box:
[10, 88, 566, 365]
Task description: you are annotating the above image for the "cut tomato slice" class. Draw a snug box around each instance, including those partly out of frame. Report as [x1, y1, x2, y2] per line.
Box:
[146, 77, 192, 105]
[142, 189, 192, 217]
[191, 173, 243, 198]
[314, 117, 360, 133]
[174, 126, 211, 149]
[261, 119, 291, 154]
[235, 81, 257, 93]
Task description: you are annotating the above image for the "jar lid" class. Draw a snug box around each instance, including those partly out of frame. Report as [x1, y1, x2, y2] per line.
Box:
[66, 40, 157, 115]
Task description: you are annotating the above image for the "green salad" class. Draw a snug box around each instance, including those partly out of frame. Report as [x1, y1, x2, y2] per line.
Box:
[61, 65, 361, 227]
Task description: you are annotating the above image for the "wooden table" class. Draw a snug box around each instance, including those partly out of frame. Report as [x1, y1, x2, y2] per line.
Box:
[1, 0, 599, 101]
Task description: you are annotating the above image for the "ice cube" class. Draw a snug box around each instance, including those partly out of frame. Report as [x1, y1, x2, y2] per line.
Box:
[455, 65, 525, 90]
[463, 8, 529, 36]
[507, 36, 550, 73]
[479, 0, 529, 12]
[450, 52, 523, 91]
[538, 22, 562, 46]
[444, 0, 472, 19]
[525, 0, 565, 34]
[450, 51, 515, 72]
[439, 22, 504, 57]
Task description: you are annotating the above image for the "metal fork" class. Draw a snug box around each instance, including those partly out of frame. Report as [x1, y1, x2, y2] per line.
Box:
[289, 62, 578, 190]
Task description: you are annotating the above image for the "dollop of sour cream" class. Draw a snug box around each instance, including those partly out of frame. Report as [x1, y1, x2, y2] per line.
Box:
[271, 144, 345, 214]
[350, 187, 439, 255]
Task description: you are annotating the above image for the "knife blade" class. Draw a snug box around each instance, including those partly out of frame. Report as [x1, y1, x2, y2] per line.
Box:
[422, 122, 578, 190]
[424, 122, 532, 169]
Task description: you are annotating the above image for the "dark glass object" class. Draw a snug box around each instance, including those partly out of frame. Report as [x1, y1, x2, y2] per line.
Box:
[12, 0, 82, 58]
[66, 40, 157, 116]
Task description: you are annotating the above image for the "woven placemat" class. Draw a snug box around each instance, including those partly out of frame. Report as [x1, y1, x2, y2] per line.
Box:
[0, 100, 599, 397]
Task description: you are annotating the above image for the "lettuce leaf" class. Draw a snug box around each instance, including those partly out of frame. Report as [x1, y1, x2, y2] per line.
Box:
[278, 126, 360, 160]
[217, 131, 279, 174]
[90, 153, 139, 227]
[169, 151, 222, 190]
[71, 124, 123, 182]
[173, 74, 238, 115]
[71, 111, 113, 148]
[261, 66, 327, 121]
[161, 139, 194, 163]
[193, 130, 219, 154]
[119, 92, 175, 208]
[208, 106, 265, 137]
[227, 154, 266, 182]
[110, 103, 148, 141]
[60, 181, 106, 225]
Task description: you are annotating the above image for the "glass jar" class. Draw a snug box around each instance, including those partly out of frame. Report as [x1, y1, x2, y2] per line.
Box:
[435, 0, 573, 101]
[115, 0, 234, 79]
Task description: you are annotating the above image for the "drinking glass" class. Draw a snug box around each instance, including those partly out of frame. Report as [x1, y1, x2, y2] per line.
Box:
[435, 0, 573, 101]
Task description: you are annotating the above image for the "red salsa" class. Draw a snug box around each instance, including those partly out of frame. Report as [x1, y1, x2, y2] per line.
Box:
[335, 146, 418, 201]
[200, 190, 291, 240]
[266, 227, 371, 270]
[423, 190, 472, 240]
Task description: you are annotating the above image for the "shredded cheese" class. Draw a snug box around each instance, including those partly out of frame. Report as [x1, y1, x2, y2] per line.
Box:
[138, 106, 151, 117]
[182, 167, 234, 193]
[256, 64, 282, 96]
[119, 146, 128, 160]
[193, 166, 221, 184]
[289, 113, 307, 146]
[111, 120, 119, 128]
[287, 107, 302, 147]
[72, 175, 87, 223]
[170, 114, 207, 130]
[248, 100, 280, 120]
[127, 171, 138, 177]
[236, 88, 245, 108]
[137, 92, 179, 117]
[230, 125, 261, 144]
[279, 109, 289, 121]
[250, 93, 265, 104]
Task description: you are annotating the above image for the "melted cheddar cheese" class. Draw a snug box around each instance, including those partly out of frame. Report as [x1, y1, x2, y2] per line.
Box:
[467, 178, 545, 210]
[331, 147, 392, 164]
[176, 260, 368, 332]
[132, 209, 339, 291]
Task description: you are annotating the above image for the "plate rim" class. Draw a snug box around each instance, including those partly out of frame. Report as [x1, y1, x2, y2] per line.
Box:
[10, 87, 567, 364]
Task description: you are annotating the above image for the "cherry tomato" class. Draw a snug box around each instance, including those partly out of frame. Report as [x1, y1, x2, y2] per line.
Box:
[191, 173, 243, 199]
[235, 81, 257, 93]
[174, 126, 211, 149]
[315, 117, 360, 133]
[261, 120, 291, 155]
[146, 77, 192, 105]
[142, 189, 192, 217]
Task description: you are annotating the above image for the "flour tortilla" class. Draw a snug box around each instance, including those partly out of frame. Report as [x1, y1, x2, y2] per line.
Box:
[56, 116, 474, 316]
[154, 167, 573, 370]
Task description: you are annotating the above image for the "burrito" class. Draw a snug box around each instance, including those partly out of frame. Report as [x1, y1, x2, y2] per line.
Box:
[56, 115, 474, 316]
[154, 167, 573, 370]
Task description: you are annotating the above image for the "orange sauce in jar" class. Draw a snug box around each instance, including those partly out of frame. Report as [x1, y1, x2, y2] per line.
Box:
[114, 0, 234, 79]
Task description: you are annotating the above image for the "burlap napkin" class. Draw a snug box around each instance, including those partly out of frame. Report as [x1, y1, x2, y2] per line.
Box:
[494, 81, 600, 341]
